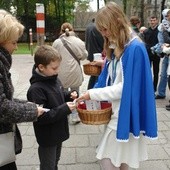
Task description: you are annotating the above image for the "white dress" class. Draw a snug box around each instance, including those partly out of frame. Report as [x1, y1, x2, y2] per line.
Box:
[89, 58, 148, 168]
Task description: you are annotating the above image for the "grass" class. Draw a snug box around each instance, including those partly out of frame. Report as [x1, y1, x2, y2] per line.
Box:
[14, 43, 37, 55]
[14, 42, 52, 55]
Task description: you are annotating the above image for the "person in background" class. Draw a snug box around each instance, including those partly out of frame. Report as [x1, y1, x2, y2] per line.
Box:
[139, 26, 147, 33]
[161, 44, 170, 110]
[77, 2, 157, 170]
[155, 9, 170, 99]
[85, 18, 104, 89]
[129, 16, 141, 33]
[52, 22, 87, 124]
[150, 9, 170, 58]
[27, 45, 77, 170]
[138, 26, 147, 41]
[0, 9, 44, 170]
[143, 16, 160, 93]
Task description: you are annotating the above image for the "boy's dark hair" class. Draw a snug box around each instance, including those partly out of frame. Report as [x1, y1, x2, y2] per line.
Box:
[130, 16, 140, 26]
[150, 16, 158, 20]
[34, 45, 62, 67]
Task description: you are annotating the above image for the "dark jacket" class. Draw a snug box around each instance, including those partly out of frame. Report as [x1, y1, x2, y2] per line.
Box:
[143, 26, 159, 55]
[0, 47, 38, 129]
[162, 30, 170, 44]
[27, 66, 72, 147]
[0, 47, 38, 154]
[85, 21, 104, 61]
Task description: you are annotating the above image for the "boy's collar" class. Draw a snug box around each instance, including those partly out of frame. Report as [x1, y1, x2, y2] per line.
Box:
[35, 67, 47, 77]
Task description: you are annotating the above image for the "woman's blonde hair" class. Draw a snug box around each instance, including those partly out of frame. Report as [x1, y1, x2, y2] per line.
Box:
[0, 9, 9, 16]
[0, 10, 24, 44]
[95, 2, 131, 59]
[60, 22, 73, 36]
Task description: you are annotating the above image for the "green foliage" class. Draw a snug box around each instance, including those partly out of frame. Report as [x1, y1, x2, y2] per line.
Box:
[0, 0, 12, 11]
[1, 0, 76, 26]
[0, 0, 94, 42]
[76, 0, 91, 12]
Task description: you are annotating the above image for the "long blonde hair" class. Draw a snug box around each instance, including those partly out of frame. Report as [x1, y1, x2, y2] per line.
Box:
[95, 2, 131, 59]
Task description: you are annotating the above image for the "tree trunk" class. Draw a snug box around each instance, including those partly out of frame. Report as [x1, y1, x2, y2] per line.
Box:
[140, 0, 144, 26]
[97, 0, 99, 10]
[53, 0, 58, 19]
[154, 0, 158, 16]
[161, 0, 166, 20]
[63, 0, 65, 22]
[123, 0, 127, 14]
[23, 0, 29, 42]
[57, 0, 61, 25]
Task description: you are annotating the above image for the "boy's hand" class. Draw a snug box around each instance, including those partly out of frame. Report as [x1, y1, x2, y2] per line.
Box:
[37, 107, 45, 117]
[67, 102, 76, 111]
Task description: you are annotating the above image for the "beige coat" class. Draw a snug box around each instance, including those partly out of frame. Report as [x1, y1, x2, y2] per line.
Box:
[52, 32, 88, 89]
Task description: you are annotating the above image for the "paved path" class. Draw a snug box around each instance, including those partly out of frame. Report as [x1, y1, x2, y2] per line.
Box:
[10, 54, 170, 170]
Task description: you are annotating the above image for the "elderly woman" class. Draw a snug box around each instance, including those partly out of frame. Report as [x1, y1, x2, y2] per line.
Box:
[0, 10, 44, 169]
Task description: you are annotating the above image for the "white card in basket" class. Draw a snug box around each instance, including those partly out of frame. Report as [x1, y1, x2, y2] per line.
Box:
[85, 100, 101, 110]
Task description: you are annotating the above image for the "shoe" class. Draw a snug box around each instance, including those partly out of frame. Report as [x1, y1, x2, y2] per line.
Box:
[70, 112, 81, 125]
[71, 117, 81, 124]
[155, 95, 165, 99]
[166, 104, 170, 111]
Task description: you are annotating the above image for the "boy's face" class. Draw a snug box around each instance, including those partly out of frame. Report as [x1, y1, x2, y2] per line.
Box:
[39, 60, 60, 77]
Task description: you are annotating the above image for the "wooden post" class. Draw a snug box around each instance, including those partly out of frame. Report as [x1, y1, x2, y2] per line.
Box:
[29, 28, 33, 56]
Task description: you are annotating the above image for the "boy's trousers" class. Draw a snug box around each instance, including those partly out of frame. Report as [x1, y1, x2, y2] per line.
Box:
[38, 143, 62, 170]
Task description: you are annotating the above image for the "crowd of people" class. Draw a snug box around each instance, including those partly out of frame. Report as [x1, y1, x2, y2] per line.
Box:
[2, 1, 170, 170]
[130, 9, 170, 111]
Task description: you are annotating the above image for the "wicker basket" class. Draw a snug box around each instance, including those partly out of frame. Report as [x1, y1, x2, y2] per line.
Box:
[77, 102, 112, 125]
[83, 62, 101, 76]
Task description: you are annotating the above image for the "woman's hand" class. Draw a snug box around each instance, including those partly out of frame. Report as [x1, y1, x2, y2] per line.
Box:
[90, 60, 104, 66]
[76, 91, 90, 102]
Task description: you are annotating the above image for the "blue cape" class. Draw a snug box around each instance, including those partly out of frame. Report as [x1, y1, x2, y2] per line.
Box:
[94, 39, 158, 141]
[93, 59, 109, 88]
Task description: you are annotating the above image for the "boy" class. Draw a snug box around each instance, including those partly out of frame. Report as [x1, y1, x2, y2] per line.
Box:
[27, 45, 77, 170]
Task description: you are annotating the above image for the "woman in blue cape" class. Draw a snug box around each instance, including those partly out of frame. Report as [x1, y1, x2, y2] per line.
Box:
[77, 2, 157, 170]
